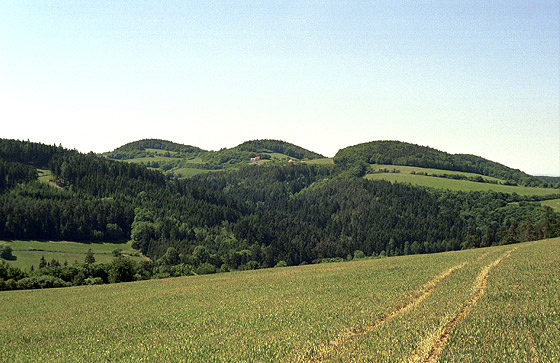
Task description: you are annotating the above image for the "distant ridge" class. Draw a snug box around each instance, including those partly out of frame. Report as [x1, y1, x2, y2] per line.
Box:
[106, 139, 204, 159]
[334, 140, 542, 186]
[233, 139, 324, 160]
[103, 138, 326, 177]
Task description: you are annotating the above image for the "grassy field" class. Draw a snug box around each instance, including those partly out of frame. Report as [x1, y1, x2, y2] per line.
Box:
[369, 164, 504, 183]
[365, 172, 559, 197]
[307, 158, 334, 165]
[1, 239, 558, 362]
[37, 169, 52, 183]
[541, 198, 560, 212]
[0, 240, 144, 270]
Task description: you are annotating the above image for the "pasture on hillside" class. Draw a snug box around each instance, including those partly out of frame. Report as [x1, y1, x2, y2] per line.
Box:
[1, 239, 558, 362]
[541, 198, 560, 212]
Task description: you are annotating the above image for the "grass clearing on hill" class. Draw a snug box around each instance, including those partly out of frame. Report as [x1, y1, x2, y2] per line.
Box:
[369, 164, 504, 183]
[1, 239, 558, 362]
[541, 198, 560, 212]
[365, 173, 558, 197]
[0, 240, 144, 270]
[307, 158, 334, 165]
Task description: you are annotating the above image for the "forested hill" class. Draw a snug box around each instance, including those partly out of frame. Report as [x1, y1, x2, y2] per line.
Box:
[105, 139, 205, 160]
[103, 139, 325, 177]
[233, 139, 324, 160]
[334, 140, 542, 186]
[2, 138, 560, 276]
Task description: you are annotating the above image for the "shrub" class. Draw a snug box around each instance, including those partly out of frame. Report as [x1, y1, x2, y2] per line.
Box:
[245, 261, 260, 270]
[196, 263, 216, 275]
[353, 250, 366, 259]
[84, 277, 104, 285]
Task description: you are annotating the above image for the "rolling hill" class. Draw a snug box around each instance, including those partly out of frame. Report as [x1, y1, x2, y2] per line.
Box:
[104, 138, 325, 177]
[334, 140, 544, 186]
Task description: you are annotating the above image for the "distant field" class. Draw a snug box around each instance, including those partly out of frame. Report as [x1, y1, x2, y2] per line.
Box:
[0, 240, 144, 270]
[541, 199, 560, 212]
[366, 172, 559, 197]
[124, 155, 180, 164]
[37, 169, 52, 183]
[307, 158, 334, 165]
[369, 164, 503, 183]
[1, 239, 558, 362]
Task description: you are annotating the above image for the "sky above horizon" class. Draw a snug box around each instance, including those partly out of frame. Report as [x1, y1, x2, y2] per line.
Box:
[1, 1, 559, 175]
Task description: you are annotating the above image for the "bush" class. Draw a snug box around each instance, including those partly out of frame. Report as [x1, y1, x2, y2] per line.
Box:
[353, 250, 366, 259]
[274, 260, 288, 268]
[245, 261, 260, 270]
[84, 277, 104, 285]
[16, 275, 71, 289]
[108, 257, 137, 283]
[0, 245, 15, 260]
[196, 263, 216, 275]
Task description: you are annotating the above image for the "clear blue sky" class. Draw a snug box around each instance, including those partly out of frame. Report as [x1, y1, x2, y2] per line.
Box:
[1, 1, 559, 175]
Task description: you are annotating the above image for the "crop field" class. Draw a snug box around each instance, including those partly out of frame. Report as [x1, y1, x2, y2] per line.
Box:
[365, 172, 559, 197]
[0, 240, 143, 270]
[1, 239, 558, 362]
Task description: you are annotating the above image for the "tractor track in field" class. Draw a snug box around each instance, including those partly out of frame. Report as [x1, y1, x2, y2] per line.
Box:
[420, 248, 517, 363]
[307, 255, 484, 362]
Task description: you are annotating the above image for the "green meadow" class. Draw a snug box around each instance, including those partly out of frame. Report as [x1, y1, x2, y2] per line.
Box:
[307, 158, 334, 165]
[541, 198, 560, 212]
[0, 240, 144, 270]
[365, 169, 559, 197]
[1, 239, 558, 362]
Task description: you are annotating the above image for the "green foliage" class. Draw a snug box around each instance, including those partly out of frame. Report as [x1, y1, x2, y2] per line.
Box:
[196, 262, 217, 275]
[108, 256, 136, 283]
[353, 250, 366, 259]
[84, 249, 95, 264]
[245, 260, 260, 270]
[0, 244, 15, 260]
[2, 138, 560, 293]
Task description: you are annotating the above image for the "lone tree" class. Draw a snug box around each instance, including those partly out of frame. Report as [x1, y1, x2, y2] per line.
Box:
[84, 249, 95, 264]
[39, 255, 47, 269]
[0, 245, 15, 260]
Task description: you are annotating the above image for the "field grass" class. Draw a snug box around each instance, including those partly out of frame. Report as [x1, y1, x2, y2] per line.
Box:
[36, 169, 52, 183]
[541, 198, 560, 212]
[1, 239, 558, 362]
[365, 173, 559, 197]
[307, 158, 334, 165]
[125, 155, 180, 164]
[0, 240, 144, 270]
[369, 164, 504, 183]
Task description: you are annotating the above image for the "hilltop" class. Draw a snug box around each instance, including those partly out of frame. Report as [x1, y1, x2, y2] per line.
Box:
[334, 140, 542, 186]
[104, 138, 324, 177]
